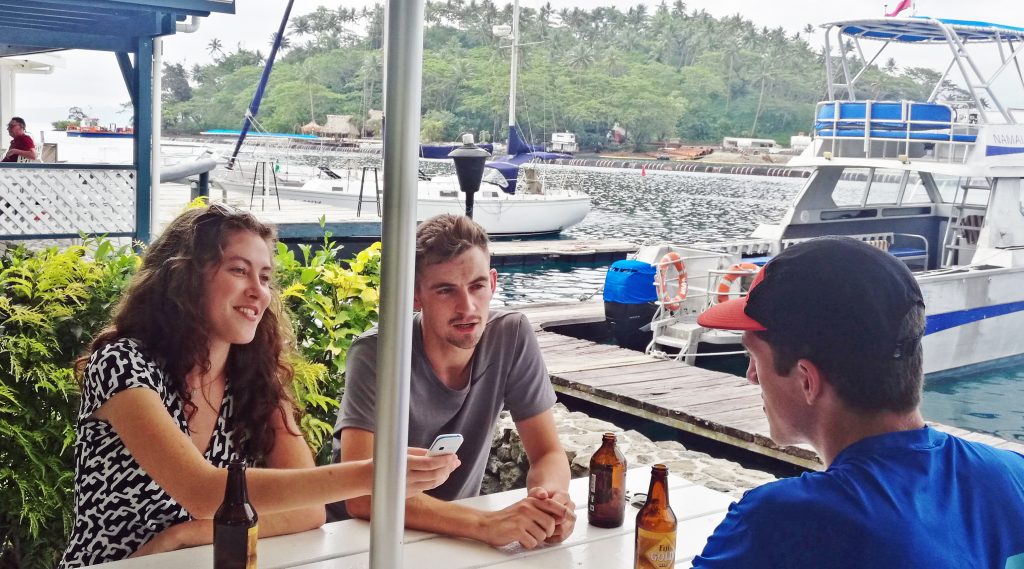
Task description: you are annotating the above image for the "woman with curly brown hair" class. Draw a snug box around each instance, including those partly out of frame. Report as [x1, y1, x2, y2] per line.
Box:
[60, 203, 459, 568]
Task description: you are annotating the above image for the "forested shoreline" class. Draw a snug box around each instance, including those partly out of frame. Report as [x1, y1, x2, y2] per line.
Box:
[158, 1, 960, 150]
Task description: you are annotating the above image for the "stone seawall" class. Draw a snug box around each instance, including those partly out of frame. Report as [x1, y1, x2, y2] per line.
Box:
[545, 158, 810, 179]
[482, 403, 778, 499]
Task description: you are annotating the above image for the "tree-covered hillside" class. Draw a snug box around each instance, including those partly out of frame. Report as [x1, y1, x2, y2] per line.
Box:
[162, 1, 957, 150]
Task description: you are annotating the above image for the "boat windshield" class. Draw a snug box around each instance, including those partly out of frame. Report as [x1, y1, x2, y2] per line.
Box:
[831, 168, 927, 207]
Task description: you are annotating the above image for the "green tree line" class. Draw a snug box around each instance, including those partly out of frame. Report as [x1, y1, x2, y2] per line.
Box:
[162, 1, 958, 150]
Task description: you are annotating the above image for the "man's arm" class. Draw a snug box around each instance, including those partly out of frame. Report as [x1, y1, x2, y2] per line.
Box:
[3, 148, 31, 161]
[340, 427, 571, 549]
[516, 409, 575, 543]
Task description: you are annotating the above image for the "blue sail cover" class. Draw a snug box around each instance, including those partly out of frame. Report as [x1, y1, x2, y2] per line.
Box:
[419, 143, 494, 159]
[486, 125, 571, 194]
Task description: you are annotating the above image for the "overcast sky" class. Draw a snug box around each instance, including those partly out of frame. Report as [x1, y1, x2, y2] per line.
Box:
[11, 0, 1023, 131]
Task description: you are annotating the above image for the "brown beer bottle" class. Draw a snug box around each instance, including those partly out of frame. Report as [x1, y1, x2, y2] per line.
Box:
[588, 432, 627, 528]
[634, 464, 677, 569]
[214, 460, 258, 569]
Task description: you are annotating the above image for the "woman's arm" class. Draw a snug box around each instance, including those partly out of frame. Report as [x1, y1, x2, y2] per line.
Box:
[95, 388, 456, 519]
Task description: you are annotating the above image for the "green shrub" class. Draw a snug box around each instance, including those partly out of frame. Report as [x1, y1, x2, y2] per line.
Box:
[0, 233, 381, 568]
[0, 239, 138, 569]
[276, 232, 381, 462]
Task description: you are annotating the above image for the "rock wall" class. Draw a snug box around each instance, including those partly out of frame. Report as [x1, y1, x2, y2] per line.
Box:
[482, 403, 777, 498]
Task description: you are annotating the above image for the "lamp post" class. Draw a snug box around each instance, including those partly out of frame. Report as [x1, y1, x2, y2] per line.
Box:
[448, 133, 491, 219]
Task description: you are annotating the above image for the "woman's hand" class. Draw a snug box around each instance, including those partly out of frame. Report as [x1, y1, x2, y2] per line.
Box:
[405, 448, 460, 496]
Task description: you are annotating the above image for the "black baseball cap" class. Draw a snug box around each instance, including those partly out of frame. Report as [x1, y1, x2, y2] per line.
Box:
[698, 237, 925, 360]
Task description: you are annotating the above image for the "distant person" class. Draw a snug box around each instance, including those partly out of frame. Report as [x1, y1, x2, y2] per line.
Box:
[332, 213, 576, 549]
[691, 237, 1024, 568]
[3, 116, 37, 162]
[61, 204, 458, 567]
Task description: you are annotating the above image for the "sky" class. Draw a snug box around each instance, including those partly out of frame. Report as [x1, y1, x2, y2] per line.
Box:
[10, 0, 1024, 133]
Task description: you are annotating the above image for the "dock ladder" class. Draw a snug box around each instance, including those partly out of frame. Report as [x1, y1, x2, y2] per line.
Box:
[941, 177, 990, 267]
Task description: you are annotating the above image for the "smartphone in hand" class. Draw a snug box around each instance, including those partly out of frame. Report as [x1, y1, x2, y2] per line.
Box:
[427, 433, 464, 457]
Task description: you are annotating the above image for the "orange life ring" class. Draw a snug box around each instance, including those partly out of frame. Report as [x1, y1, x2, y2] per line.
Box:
[655, 252, 688, 311]
[716, 263, 759, 304]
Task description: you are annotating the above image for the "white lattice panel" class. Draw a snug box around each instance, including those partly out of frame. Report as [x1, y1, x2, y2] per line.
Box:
[0, 167, 136, 237]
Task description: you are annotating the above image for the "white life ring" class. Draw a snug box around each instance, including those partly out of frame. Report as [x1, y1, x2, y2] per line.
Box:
[655, 252, 688, 311]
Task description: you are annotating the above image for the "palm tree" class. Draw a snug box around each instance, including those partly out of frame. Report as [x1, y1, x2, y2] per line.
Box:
[269, 32, 292, 51]
[207, 38, 223, 58]
[299, 61, 318, 123]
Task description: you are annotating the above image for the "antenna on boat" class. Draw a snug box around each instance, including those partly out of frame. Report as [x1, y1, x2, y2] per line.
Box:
[226, 0, 295, 170]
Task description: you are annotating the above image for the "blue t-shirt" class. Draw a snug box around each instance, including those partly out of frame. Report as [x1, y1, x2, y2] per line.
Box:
[693, 427, 1024, 569]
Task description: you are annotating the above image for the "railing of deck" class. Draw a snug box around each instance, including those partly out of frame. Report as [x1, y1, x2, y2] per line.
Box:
[0, 163, 136, 240]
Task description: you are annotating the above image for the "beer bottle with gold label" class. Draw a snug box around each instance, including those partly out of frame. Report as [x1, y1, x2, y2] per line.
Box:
[214, 460, 258, 569]
[588, 432, 627, 528]
[634, 464, 676, 569]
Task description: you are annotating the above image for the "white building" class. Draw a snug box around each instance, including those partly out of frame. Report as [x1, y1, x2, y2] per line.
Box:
[549, 131, 578, 153]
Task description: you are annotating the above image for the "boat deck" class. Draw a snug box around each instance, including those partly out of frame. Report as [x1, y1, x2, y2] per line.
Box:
[517, 299, 1024, 470]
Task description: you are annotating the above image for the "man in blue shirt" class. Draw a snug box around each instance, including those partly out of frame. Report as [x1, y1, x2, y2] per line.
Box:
[692, 237, 1024, 569]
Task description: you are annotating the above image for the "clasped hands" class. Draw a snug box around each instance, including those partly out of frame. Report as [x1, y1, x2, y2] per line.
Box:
[479, 486, 576, 549]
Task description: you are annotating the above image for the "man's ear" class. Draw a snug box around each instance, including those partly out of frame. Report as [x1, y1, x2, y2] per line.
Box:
[489, 268, 497, 293]
[412, 284, 422, 312]
[795, 358, 826, 405]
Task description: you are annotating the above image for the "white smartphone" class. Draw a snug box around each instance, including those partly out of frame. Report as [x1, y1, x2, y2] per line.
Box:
[426, 433, 464, 457]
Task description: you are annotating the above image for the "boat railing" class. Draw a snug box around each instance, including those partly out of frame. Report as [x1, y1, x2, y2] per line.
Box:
[0, 163, 137, 240]
[813, 100, 979, 164]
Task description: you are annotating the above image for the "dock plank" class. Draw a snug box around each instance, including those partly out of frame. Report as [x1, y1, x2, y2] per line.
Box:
[520, 301, 1024, 471]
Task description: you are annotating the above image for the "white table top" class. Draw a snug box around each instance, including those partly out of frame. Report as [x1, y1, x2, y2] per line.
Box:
[92, 469, 735, 569]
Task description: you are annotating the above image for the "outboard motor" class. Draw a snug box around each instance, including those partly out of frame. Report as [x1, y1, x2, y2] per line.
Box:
[603, 259, 658, 351]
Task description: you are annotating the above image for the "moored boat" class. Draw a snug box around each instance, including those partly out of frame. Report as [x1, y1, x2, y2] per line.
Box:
[613, 16, 1024, 375]
[67, 117, 134, 138]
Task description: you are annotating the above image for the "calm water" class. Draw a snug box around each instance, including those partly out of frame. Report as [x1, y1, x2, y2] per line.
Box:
[492, 165, 1024, 443]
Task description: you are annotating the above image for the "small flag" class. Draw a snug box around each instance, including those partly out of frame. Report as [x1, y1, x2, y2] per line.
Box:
[886, 0, 912, 17]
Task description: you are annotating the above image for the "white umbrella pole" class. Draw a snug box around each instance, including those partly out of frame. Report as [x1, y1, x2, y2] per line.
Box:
[369, 1, 424, 568]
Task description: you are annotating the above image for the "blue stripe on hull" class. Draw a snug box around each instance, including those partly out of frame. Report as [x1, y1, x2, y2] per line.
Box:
[985, 145, 1024, 156]
[925, 300, 1024, 335]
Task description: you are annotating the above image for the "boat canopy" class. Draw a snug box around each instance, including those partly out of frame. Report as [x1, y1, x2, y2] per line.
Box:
[832, 17, 1024, 43]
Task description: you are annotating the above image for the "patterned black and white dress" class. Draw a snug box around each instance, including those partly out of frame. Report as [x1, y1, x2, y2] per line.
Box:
[60, 338, 245, 568]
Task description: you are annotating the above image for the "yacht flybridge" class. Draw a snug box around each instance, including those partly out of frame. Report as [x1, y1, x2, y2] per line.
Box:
[634, 17, 1024, 375]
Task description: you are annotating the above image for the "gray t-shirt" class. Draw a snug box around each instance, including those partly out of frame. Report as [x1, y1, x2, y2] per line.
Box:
[333, 309, 556, 502]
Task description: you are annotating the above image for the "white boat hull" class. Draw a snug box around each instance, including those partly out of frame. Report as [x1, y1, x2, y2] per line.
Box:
[919, 265, 1024, 375]
[282, 176, 590, 236]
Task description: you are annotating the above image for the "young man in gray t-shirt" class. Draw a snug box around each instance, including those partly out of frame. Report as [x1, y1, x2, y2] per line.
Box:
[332, 214, 575, 549]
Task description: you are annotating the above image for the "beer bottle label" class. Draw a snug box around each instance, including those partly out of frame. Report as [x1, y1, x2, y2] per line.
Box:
[589, 467, 613, 508]
[636, 528, 675, 569]
[246, 524, 258, 569]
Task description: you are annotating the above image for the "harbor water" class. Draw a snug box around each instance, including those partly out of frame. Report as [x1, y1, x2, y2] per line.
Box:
[43, 135, 1023, 443]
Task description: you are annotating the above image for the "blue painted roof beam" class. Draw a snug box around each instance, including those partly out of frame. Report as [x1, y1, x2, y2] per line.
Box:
[0, 0, 233, 55]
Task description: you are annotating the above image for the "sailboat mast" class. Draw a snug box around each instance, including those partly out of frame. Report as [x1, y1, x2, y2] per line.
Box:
[226, 0, 295, 169]
[507, 0, 519, 128]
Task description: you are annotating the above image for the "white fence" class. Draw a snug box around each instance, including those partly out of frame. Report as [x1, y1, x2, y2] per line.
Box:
[0, 164, 136, 239]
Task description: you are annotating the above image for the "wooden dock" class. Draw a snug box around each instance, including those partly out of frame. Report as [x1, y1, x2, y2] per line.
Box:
[488, 239, 635, 266]
[518, 299, 1024, 470]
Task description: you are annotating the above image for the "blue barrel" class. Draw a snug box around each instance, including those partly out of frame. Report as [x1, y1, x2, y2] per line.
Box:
[603, 260, 658, 351]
